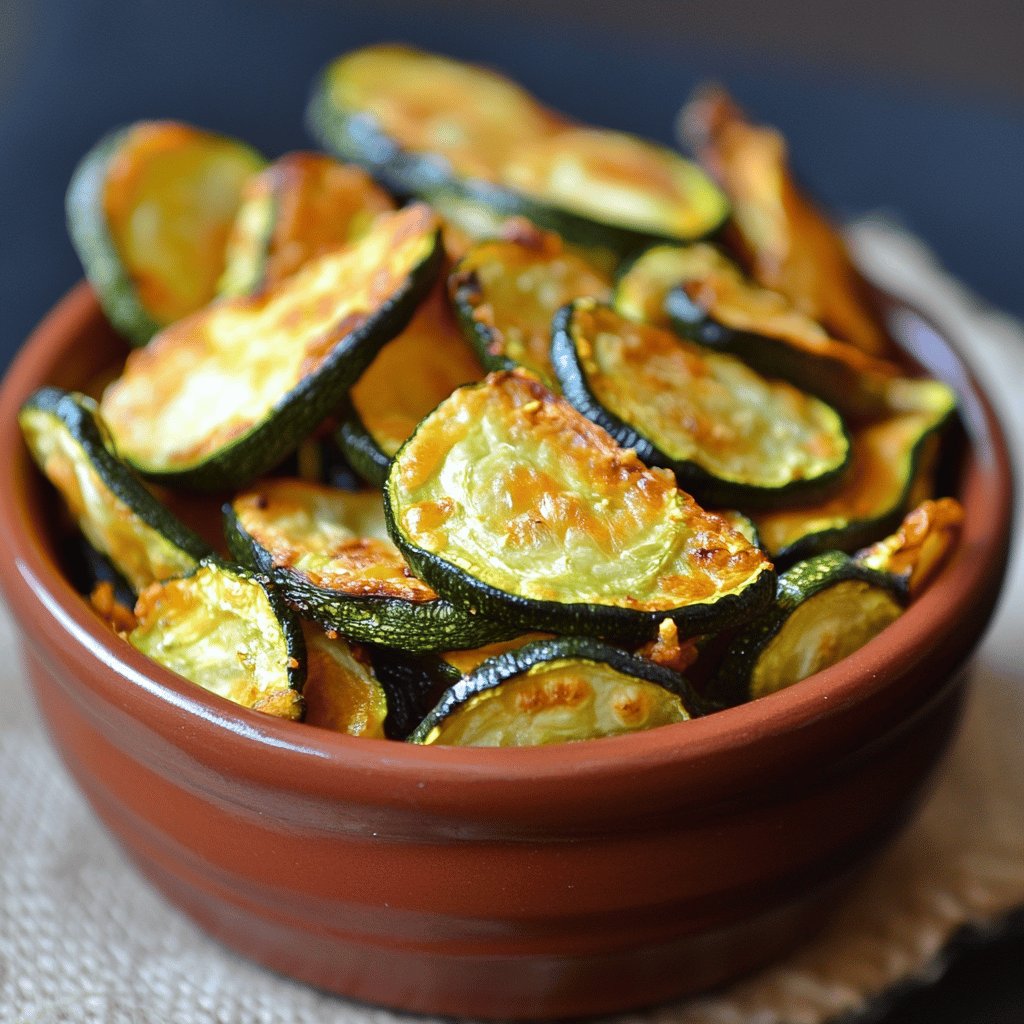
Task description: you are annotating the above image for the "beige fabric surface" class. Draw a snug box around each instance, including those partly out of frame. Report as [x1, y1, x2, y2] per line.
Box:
[1, 221, 1022, 1024]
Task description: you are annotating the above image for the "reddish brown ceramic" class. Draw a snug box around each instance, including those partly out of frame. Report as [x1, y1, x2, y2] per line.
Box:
[0, 283, 1012, 1019]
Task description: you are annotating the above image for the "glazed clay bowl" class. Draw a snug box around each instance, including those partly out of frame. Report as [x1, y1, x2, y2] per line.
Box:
[0, 283, 1012, 1020]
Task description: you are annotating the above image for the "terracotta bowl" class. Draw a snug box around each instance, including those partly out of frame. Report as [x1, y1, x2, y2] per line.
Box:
[0, 283, 1012, 1020]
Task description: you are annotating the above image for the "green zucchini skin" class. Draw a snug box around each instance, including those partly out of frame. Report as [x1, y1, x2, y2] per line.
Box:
[284, 434, 366, 492]
[612, 243, 899, 420]
[754, 387, 957, 567]
[132, 555, 307, 707]
[307, 85, 637, 253]
[305, 68, 430, 199]
[446, 236, 611, 390]
[124, 226, 444, 493]
[66, 124, 265, 346]
[442, 177, 710, 258]
[228, 557, 308, 696]
[384, 481, 776, 649]
[384, 370, 777, 646]
[408, 637, 707, 743]
[223, 502, 521, 654]
[335, 410, 392, 487]
[664, 285, 892, 421]
[550, 302, 852, 509]
[388, 518, 775, 646]
[66, 537, 138, 608]
[366, 646, 458, 740]
[20, 387, 212, 573]
[713, 551, 905, 706]
[448, 269, 519, 376]
[66, 127, 163, 345]
[767, 507, 915, 569]
[306, 59, 727, 256]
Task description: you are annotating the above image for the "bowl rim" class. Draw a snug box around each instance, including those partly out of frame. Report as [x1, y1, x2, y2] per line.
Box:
[0, 281, 1013, 797]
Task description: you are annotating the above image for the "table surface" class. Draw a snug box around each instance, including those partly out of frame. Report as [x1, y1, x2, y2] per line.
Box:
[0, 2, 1021, 1021]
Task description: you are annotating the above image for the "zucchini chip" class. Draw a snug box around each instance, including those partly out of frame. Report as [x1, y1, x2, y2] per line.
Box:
[129, 559, 306, 720]
[218, 152, 396, 297]
[308, 44, 559, 192]
[301, 623, 388, 737]
[67, 121, 265, 345]
[855, 497, 964, 597]
[752, 380, 957, 563]
[440, 634, 554, 677]
[225, 480, 519, 652]
[615, 243, 902, 419]
[713, 509, 762, 550]
[19, 387, 210, 593]
[338, 284, 484, 485]
[308, 44, 728, 252]
[552, 300, 851, 507]
[433, 193, 621, 276]
[681, 88, 893, 358]
[385, 370, 775, 644]
[448, 230, 612, 388]
[410, 638, 698, 747]
[499, 127, 730, 250]
[100, 203, 442, 491]
[714, 552, 905, 704]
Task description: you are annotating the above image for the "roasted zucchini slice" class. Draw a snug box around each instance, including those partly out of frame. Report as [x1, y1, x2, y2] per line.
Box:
[129, 559, 305, 720]
[301, 623, 387, 737]
[385, 370, 775, 643]
[499, 126, 730, 250]
[552, 300, 851, 507]
[752, 380, 957, 563]
[855, 497, 964, 597]
[218, 151, 396, 297]
[409, 638, 698, 746]
[307, 44, 559, 193]
[308, 45, 728, 252]
[67, 121, 265, 345]
[448, 230, 612, 388]
[226, 479, 519, 652]
[681, 87, 893, 358]
[19, 387, 210, 593]
[714, 552, 905, 704]
[338, 284, 484, 485]
[440, 634, 554, 677]
[100, 203, 442, 491]
[433, 193, 621, 276]
[615, 243, 902, 419]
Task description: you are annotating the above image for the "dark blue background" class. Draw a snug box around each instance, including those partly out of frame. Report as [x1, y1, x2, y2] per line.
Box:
[2, 0, 1023, 363]
[0, 1, 1021, 1020]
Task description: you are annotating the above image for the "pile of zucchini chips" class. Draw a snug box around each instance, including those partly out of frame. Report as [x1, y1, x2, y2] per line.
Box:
[22, 45, 964, 746]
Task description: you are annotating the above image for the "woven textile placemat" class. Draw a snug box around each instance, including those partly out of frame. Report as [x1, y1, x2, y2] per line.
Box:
[1, 220, 1022, 1024]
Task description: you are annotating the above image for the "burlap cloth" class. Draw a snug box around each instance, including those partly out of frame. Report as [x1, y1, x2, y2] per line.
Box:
[1, 221, 1022, 1024]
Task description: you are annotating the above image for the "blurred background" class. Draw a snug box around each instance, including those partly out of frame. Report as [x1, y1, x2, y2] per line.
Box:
[2, 0, 1023, 362]
[0, 0, 1021, 1020]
